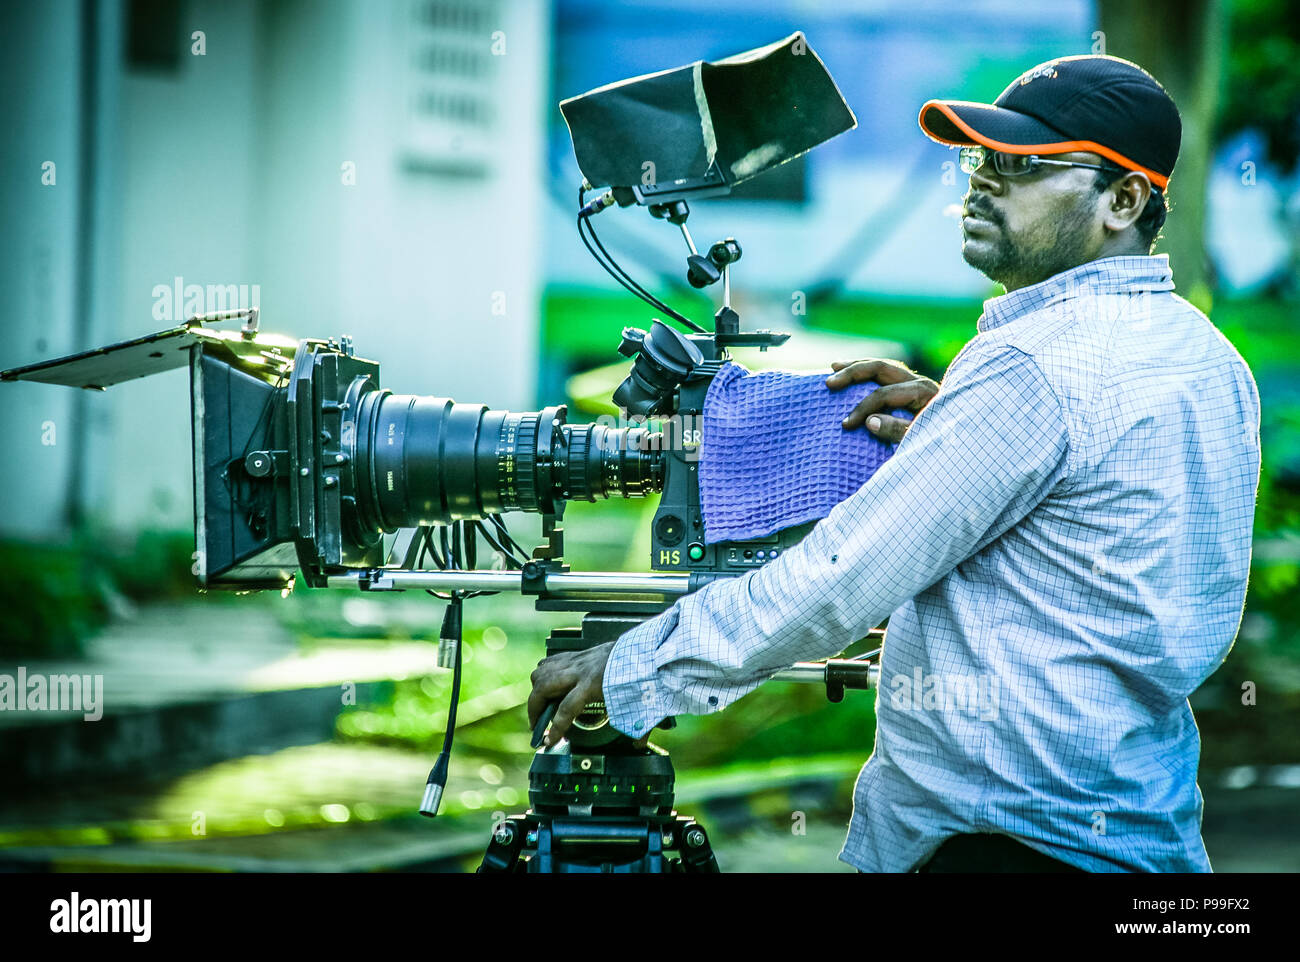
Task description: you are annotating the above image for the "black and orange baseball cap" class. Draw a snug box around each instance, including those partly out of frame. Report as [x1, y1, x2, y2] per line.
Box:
[918, 55, 1181, 190]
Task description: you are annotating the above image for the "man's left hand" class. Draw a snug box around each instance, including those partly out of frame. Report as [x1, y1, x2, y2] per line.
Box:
[826, 358, 937, 443]
[528, 641, 618, 748]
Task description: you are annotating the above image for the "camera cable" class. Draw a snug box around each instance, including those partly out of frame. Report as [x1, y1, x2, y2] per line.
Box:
[578, 185, 705, 334]
[419, 592, 463, 817]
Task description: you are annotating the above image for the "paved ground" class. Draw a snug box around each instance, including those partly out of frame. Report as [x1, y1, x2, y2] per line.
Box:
[3, 599, 1297, 873]
[2, 737, 1293, 872]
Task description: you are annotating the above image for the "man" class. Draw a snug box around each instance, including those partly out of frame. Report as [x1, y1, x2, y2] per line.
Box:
[528, 55, 1261, 872]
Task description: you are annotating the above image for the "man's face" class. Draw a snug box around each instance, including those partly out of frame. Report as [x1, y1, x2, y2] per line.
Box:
[961, 150, 1111, 292]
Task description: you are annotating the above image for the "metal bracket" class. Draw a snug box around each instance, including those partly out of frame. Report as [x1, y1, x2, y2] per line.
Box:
[243, 449, 289, 478]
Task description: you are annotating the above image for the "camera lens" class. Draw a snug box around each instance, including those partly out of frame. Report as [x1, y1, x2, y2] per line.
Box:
[347, 391, 663, 534]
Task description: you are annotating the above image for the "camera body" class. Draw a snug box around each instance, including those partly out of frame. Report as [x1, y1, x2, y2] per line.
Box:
[186, 321, 811, 591]
[646, 340, 814, 575]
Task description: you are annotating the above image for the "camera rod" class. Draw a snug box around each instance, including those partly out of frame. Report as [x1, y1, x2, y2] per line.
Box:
[772, 659, 880, 699]
[326, 568, 882, 698]
[326, 568, 697, 595]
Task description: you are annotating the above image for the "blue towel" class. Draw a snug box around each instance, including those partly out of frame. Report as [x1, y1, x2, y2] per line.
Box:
[699, 361, 906, 544]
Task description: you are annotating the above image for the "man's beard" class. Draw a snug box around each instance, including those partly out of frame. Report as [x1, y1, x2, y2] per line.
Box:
[961, 191, 1098, 291]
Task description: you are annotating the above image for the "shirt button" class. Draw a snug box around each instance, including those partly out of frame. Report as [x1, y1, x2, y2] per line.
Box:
[708, 695, 718, 706]
[634, 721, 644, 730]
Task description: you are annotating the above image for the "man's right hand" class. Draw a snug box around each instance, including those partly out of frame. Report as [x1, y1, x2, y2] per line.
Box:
[826, 358, 939, 444]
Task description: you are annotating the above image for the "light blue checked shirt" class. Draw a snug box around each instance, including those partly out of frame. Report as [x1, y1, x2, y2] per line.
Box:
[603, 255, 1261, 873]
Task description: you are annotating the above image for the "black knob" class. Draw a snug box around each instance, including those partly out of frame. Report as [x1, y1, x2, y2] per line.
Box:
[687, 254, 721, 288]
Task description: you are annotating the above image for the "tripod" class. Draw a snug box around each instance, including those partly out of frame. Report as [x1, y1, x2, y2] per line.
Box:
[477, 612, 720, 873]
[330, 557, 877, 872]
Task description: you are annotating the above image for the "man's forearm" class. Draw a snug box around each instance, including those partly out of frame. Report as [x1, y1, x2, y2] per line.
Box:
[601, 343, 1073, 738]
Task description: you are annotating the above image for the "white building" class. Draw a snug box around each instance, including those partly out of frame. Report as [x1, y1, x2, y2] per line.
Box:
[1, 0, 549, 537]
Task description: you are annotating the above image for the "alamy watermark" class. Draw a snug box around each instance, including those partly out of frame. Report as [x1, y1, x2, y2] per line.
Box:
[0, 667, 103, 721]
[151, 275, 260, 322]
[888, 667, 999, 721]
[587, 412, 706, 462]
[50, 892, 150, 942]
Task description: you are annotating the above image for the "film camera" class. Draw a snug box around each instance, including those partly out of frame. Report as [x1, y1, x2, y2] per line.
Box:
[3, 33, 880, 872]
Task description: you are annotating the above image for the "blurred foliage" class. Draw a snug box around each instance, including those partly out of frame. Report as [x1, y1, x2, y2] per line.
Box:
[542, 286, 713, 362]
[542, 286, 975, 383]
[0, 528, 195, 659]
[336, 624, 539, 749]
[1217, 0, 1300, 169]
[0, 540, 111, 660]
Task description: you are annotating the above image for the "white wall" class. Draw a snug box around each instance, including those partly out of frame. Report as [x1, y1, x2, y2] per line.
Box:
[0, 0, 549, 539]
[0, 0, 116, 539]
[106, 0, 264, 531]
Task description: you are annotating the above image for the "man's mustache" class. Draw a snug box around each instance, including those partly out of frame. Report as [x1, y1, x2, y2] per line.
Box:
[962, 194, 1004, 226]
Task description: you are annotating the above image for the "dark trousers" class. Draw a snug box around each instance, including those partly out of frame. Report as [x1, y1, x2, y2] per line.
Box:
[913, 833, 1085, 873]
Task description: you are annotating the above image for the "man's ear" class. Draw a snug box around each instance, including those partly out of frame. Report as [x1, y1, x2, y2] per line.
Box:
[1102, 171, 1152, 233]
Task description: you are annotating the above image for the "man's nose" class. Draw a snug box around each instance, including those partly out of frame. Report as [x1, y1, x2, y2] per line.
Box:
[968, 161, 1002, 195]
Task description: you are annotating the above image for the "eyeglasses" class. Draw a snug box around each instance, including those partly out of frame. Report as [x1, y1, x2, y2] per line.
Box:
[958, 145, 1120, 178]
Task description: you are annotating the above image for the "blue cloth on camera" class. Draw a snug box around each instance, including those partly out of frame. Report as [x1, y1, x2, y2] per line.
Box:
[698, 361, 909, 544]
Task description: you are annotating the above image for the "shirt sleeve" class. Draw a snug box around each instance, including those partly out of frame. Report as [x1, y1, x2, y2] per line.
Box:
[602, 343, 1074, 738]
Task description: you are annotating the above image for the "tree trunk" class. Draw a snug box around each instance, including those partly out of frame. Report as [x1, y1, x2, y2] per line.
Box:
[1098, 0, 1224, 309]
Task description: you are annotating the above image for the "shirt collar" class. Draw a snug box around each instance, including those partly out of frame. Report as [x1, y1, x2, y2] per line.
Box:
[977, 255, 1175, 333]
